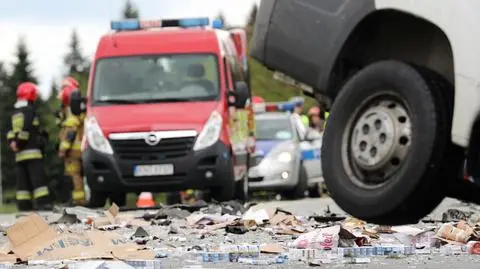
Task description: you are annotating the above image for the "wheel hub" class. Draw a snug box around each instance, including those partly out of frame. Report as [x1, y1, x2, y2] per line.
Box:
[351, 107, 396, 170]
[348, 100, 412, 182]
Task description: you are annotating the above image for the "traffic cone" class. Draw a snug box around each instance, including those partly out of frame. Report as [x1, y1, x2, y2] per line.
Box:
[136, 192, 155, 208]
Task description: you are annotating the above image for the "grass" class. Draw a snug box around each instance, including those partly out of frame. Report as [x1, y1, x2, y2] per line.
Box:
[249, 57, 317, 109]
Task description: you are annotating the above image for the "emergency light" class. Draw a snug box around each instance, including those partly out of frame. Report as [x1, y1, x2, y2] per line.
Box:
[110, 17, 211, 31]
[253, 100, 297, 113]
[212, 19, 224, 29]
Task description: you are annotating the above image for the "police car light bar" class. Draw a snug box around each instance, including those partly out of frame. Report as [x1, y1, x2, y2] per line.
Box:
[253, 101, 296, 113]
[110, 17, 211, 31]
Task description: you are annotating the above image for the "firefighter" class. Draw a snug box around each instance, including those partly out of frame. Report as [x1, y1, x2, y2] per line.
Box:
[6, 82, 52, 211]
[57, 85, 86, 206]
[54, 76, 79, 126]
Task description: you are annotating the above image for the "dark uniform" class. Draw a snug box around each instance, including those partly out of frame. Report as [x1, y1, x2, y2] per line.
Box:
[6, 99, 51, 211]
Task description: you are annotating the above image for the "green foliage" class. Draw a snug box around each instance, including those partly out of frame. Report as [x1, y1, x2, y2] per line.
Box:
[63, 29, 90, 96]
[0, 61, 15, 193]
[64, 30, 89, 75]
[122, 0, 140, 19]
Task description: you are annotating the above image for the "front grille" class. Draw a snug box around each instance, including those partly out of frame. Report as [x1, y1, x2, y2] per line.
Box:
[110, 136, 196, 161]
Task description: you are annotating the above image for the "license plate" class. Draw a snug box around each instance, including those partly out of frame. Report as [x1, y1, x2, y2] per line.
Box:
[134, 164, 174, 177]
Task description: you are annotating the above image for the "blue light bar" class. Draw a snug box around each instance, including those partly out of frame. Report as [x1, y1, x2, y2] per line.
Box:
[111, 20, 141, 31]
[278, 102, 295, 112]
[179, 17, 210, 27]
[212, 19, 224, 29]
[111, 17, 210, 31]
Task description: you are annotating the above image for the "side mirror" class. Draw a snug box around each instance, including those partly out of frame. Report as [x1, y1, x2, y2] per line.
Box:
[233, 81, 250, 108]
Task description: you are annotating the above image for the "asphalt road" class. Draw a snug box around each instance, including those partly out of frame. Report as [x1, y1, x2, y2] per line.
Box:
[0, 197, 479, 268]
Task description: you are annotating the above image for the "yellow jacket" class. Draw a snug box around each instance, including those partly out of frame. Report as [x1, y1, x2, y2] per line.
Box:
[58, 111, 85, 158]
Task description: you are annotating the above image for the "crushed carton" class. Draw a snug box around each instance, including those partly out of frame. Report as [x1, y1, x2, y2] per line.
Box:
[6, 213, 153, 261]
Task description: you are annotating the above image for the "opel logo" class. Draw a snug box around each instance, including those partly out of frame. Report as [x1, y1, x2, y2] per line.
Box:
[145, 133, 160, 146]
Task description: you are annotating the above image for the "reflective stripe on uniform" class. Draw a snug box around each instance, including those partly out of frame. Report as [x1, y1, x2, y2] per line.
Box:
[16, 190, 32, 200]
[33, 186, 49, 199]
[32, 117, 39, 126]
[17, 131, 29, 140]
[72, 142, 82, 151]
[15, 149, 42, 162]
[62, 116, 81, 128]
[301, 115, 309, 127]
[12, 113, 24, 132]
[72, 190, 85, 200]
[59, 141, 72, 150]
[324, 112, 330, 129]
[6, 131, 15, 140]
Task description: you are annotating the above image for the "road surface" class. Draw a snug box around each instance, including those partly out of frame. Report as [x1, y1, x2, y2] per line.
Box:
[0, 197, 478, 268]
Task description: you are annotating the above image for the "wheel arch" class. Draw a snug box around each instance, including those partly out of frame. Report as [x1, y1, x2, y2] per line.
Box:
[326, 9, 455, 101]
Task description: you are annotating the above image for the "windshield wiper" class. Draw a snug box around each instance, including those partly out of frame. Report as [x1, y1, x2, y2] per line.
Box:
[141, 97, 216, 103]
[96, 99, 142, 104]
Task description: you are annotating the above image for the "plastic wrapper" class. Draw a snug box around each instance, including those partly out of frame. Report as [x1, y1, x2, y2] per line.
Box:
[293, 225, 340, 250]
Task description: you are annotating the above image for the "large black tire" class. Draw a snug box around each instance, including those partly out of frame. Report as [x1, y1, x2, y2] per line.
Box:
[88, 191, 108, 208]
[285, 165, 308, 200]
[309, 183, 324, 198]
[109, 192, 127, 207]
[166, 192, 182, 205]
[322, 60, 462, 224]
[210, 159, 236, 202]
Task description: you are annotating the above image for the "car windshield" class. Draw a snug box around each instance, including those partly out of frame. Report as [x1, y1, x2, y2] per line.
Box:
[256, 117, 294, 141]
[92, 54, 220, 104]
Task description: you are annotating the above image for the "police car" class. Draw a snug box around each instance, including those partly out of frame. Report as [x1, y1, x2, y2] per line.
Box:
[248, 99, 324, 199]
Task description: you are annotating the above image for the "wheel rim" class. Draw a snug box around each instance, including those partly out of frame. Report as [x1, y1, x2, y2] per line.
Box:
[342, 94, 412, 189]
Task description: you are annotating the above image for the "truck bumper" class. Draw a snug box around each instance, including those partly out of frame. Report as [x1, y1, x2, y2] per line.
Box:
[83, 141, 232, 193]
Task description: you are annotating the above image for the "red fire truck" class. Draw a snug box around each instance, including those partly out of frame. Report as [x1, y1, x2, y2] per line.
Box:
[82, 17, 255, 207]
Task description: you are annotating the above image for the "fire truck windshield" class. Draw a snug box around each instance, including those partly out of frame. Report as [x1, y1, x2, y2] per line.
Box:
[92, 54, 220, 105]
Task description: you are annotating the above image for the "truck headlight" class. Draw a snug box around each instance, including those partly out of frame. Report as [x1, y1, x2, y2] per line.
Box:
[193, 111, 223, 151]
[277, 152, 292, 163]
[85, 116, 113, 155]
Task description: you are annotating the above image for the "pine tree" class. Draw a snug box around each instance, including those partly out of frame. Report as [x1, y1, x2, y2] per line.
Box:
[0, 62, 13, 197]
[64, 29, 88, 74]
[122, 0, 139, 19]
[247, 4, 258, 26]
[63, 30, 90, 95]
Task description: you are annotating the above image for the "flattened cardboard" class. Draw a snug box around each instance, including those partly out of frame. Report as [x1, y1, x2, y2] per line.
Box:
[0, 253, 18, 263]
[31, 231, 148, 261]
[95, 203, 120, 228]
[6, 213, 57, 260]
[7, 213, 152, 261]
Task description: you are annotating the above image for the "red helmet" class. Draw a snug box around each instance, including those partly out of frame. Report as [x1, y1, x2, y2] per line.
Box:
[17, 82, 39, 101]
[61, 76, 79, 89]
[252, 96, 265, 104]
[58, 85, 79, 106]
[308, 106, 321, 116]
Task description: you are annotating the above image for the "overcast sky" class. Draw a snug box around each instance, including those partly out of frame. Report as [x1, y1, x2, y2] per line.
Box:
[0, 0, 259, 98]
